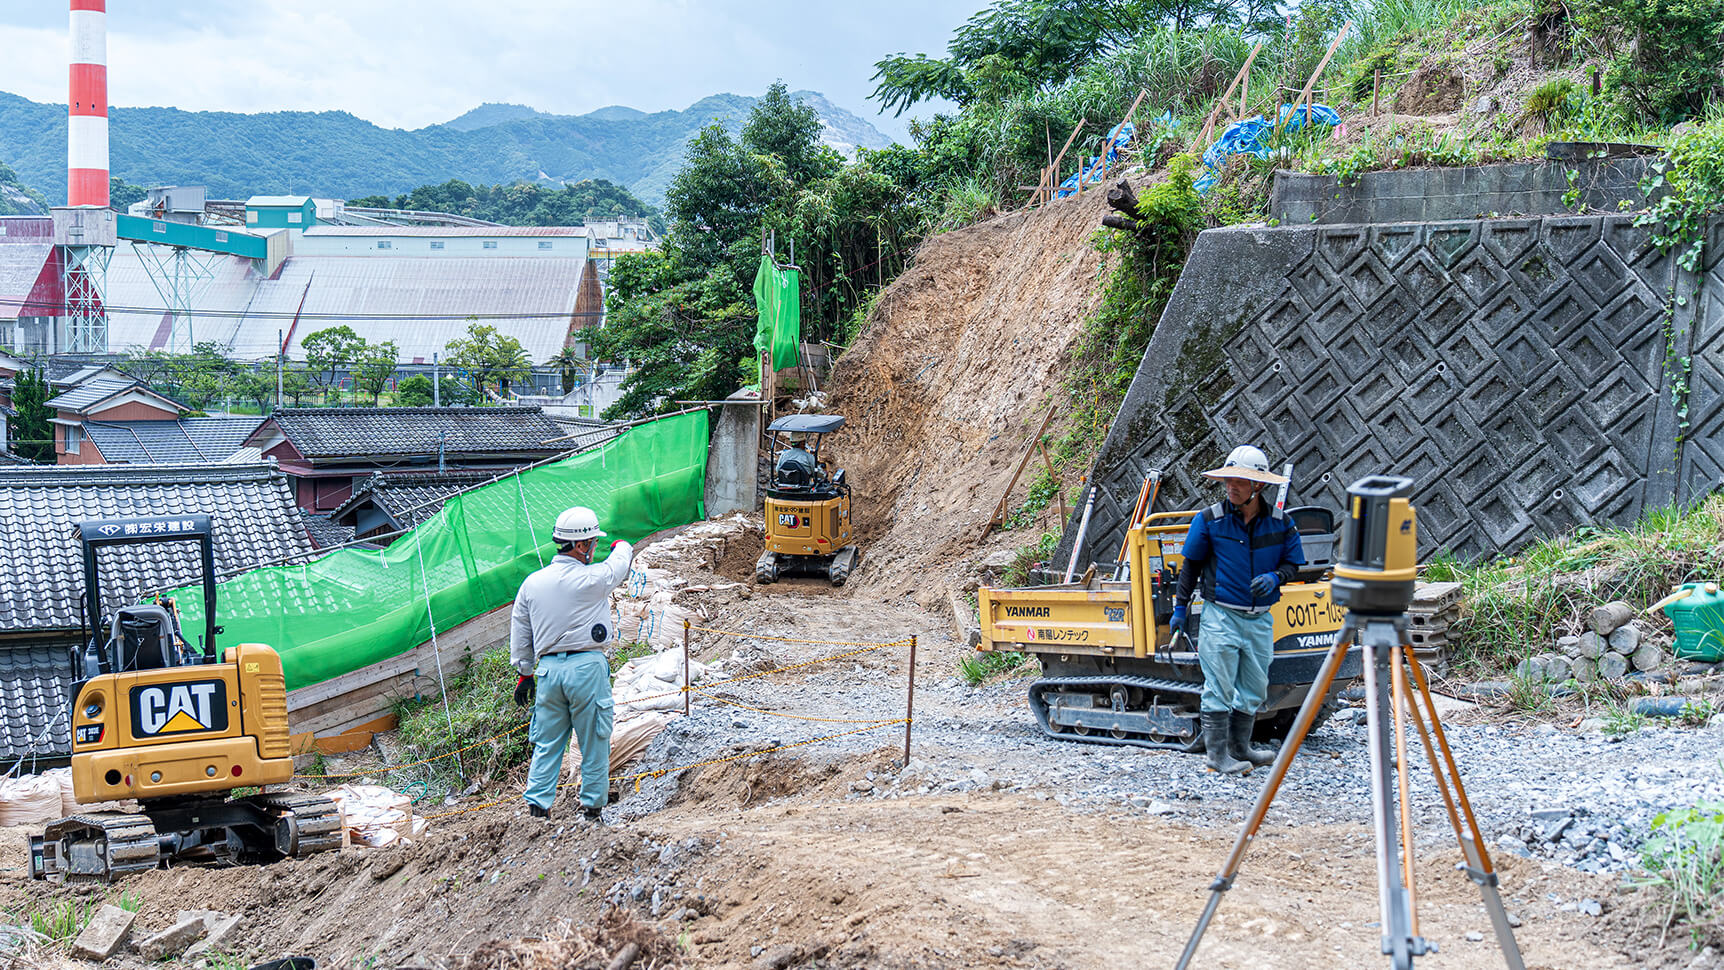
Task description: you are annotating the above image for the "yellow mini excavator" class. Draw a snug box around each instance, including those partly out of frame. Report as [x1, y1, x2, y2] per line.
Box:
[757, 414, 858, 586]
[29, 514, 340, 882]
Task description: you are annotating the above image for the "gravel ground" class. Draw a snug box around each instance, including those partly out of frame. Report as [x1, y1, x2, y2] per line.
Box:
[617, 649, 1724, 881]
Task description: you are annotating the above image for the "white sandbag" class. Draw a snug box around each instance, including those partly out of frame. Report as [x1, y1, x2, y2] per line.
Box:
[618, 690, 682, 714]
[324, 784, 426, 847]
[0, 773, 63, 826]
[566, 711, 680, 780]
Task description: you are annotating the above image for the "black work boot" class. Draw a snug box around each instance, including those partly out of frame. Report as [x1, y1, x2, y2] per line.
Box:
[1229, 711, 1276, 768]
[1202, 711, 1250, 775]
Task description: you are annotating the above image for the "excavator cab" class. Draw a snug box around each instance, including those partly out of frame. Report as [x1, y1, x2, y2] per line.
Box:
[756, 414, 859, 586]
[30, 515, 340, 883]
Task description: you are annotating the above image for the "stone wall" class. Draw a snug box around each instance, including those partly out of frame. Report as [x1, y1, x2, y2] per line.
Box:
[1270, 156, 1654, 226]
[1062, 210, 1724, 568]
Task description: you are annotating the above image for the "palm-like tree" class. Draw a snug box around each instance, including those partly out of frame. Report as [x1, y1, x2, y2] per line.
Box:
[549, 347, 587, 396]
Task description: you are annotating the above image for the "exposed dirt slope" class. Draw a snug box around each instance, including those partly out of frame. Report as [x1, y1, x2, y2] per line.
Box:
[822, 186, 1120, 606]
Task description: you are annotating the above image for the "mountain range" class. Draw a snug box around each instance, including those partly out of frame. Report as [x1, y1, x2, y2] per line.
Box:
[0, 89, 894, 209]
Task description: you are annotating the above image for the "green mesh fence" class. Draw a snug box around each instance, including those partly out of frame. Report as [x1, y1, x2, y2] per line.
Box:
[171, 410, 710, 690]
[752, 254, 801, 371]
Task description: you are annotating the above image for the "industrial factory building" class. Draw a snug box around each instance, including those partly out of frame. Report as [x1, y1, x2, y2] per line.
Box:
[0, 200, 608, 364]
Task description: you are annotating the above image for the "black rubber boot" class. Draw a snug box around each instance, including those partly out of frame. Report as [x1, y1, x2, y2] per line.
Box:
[1229, 711, 1276, 768]
[1202, 711, 1250, 775]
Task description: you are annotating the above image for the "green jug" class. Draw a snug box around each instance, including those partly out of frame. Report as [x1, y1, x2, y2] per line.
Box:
[1655, 582, 1724, 663]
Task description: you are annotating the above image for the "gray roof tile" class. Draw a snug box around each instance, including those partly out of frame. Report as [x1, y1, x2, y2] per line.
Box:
[84, 417, 264, 464]
[331, 471, 496, 530]
[267, 406, 567, 459]
[44, 377, 145, 412]
[0, 462, 315, 634]
[0, 645, 73, 762]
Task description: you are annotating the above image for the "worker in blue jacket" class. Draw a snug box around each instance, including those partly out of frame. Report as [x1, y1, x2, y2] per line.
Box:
[1168, 445, 1305, 775]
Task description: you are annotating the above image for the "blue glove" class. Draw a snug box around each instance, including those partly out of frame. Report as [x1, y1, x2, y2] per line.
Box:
[1168, 604, 1187, 636]
[1250, 573, 1279, 598]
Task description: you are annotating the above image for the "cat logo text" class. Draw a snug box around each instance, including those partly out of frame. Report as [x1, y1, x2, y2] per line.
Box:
[130, 681, 229, 737]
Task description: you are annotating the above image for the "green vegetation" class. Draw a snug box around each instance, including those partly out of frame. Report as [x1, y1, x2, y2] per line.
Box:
[1602, 698, 1649, 736]
[348, 178, 662, 234]
[10, 367, 54, 461]
[27, 900, 95, 942]
[0, 158, 48, 215]
[587, 83, 930, 417]
[1002, 530, 1062, 586]
[1576, 0, 1724, 126]
[443, 321, 532, 398]
[958, 648, 1034, 685]
[1638, 800, 1724, 946]
[609, 641, 654, 676]
[392, 649, 532, 799]
[1437, 496, 1724, 673]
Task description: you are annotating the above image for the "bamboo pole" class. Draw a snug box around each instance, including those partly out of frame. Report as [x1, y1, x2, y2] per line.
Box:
[1200, 42, 1264, 144]
[1279, 21, 1351, 139]
[904, 635, 917, 764]
[682, 619, 691, 717]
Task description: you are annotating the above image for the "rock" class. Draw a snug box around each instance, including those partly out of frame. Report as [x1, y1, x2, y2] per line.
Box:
[1557, 635, 1581, 658]
[1542, 816, 1574, 843]
[137, 916, 207, 962]
[1529, 807, 1573, 821]
[1576, 631, 1606, 660]
[1578, 898, 1603, 917]
[1672, 121, 1699, 139]
[754, 943, 801, 969]
[1536, 653, 1571, 682]
[1598, 652, 1630, 681]
[1571, 656, 1599, 683]
[1632, 644, 1664, 672]
[1466, 931, 1485, 942]
[1473, 96, 1497, 115]
[849, 779, 874, 793]
[182, 915, 242, 960]
[71, 905, 136, 961]
[1588, 601, 1635, 635]
[1608, 624, 1642, 654]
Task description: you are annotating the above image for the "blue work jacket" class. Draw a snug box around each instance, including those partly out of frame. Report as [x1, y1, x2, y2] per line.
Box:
[1175, 496, 1305, 612]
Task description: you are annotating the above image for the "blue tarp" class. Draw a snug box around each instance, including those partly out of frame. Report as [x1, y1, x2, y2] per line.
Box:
[1054, 121, 1137, 199]
[1194, 103, 1342, 195]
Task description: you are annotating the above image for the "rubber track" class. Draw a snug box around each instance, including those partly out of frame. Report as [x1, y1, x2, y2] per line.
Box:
[250, 793, 344, 857]
[43, 812, 160, 882]
[1028, 674, 1205, 751]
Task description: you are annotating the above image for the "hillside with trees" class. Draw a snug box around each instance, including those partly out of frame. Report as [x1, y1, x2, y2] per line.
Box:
[0, 89, 890, 207]
[347, 178, 661, 232]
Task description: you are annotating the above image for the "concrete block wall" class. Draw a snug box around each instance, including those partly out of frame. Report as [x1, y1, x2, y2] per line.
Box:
[1271, 157, 1655, 226]
[1063, 210, 1724, 567]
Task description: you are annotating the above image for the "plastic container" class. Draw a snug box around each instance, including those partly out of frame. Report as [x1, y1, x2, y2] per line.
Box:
[1657, 582, 1724, 663]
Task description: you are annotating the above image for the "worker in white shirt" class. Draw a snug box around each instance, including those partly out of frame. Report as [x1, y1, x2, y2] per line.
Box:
[511, 506, 632, 821]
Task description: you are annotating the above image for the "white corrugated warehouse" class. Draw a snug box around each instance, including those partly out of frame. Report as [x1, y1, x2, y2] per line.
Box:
[100, 225, 595, 363]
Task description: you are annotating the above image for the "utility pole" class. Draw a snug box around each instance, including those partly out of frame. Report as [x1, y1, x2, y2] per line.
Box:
[276, 328, 284, 410]
[437, 431, 446, 473]
[433, 353, 440, 407]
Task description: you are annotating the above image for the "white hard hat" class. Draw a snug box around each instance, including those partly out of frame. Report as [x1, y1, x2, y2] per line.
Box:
[552, 506, 606, 542]
[1203, 445, 1288, 485]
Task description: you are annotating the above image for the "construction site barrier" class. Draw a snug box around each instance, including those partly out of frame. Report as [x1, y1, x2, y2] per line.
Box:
[290, 625, 920, 822]
[166, 411, 710, 691]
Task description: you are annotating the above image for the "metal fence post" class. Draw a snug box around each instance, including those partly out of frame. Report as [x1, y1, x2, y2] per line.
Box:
[683, 619, 692, 716]
[904, 635, 917, 764]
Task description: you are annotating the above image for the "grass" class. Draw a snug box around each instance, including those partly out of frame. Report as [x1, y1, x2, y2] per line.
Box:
[391, 648, 532, 800]
[27, 901, 95, 942]
[1637, 800, 1724, 948]
[958, 650, 1035, 686]
[933, 175, 1000, 232]
[1001, 531, 1061, 587]
[1439, 496, 1724, 674]
[1603, 699, 1649, 736]
[609, 641, 653, 676]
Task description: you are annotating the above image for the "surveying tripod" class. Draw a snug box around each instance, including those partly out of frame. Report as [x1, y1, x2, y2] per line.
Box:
[1175, 478, 1525, 970]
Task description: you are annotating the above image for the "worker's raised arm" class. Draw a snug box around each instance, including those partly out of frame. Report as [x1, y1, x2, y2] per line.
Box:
[601, 540, 634, 587]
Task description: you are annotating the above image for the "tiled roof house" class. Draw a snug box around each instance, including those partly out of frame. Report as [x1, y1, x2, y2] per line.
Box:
[0, 462, 314, 761]
[243, 406, 568, 512]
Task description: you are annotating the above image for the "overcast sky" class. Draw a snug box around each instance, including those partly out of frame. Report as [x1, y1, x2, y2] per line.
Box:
[0, 0, 980, 142]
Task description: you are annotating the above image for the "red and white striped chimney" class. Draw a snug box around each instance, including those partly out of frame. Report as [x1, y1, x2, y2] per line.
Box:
[67, 0, 108, 208]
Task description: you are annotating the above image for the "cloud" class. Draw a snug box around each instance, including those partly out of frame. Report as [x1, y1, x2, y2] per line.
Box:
[0, 0, 976, 140]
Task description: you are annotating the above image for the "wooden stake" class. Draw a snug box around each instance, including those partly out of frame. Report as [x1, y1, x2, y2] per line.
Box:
[1200, 42, 1264, 145]
[903, 635, 917, 764]
[978, 405, 1058, 543]
[1280, 21, 1351, 139]
[1372, 67, 1381, 115]
[1044, 119, 1088, 201]
[682, 619, 691, 716]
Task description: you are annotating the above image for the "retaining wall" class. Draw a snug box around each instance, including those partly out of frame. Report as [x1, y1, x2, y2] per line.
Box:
[1064, 209, 1724, 567]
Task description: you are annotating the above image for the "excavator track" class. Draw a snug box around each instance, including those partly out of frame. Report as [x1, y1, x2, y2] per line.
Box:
[31, 813, 161, 883]
[1028, 675, 1207, 751]
[827, 547, 859, 586]
[249, 792, 344, 858]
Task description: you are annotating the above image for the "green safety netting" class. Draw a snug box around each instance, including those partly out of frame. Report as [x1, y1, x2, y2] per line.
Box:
[752, 254, 801, 371]
[170, 410, 710, 690]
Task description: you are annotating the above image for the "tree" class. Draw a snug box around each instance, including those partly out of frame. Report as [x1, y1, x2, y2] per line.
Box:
[352, 340, 400, 405]
[396, 374, 434, 407]
[444, 321, 531, 398]
[224, 366, 275, 413]
[12, 367, 54, 462]
[302, 325, 365, 404]
[549, 347, 587, 395]
[280, 366, 315, 407]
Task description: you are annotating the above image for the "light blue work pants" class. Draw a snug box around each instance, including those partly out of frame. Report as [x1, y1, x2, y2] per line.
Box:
[523, 650, 614, 811]
[1196, 602, 1274, 715]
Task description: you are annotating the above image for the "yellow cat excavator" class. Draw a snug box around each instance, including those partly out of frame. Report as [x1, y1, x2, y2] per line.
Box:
[29, 514, 340, 882]
[757, 414, 859, 586]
